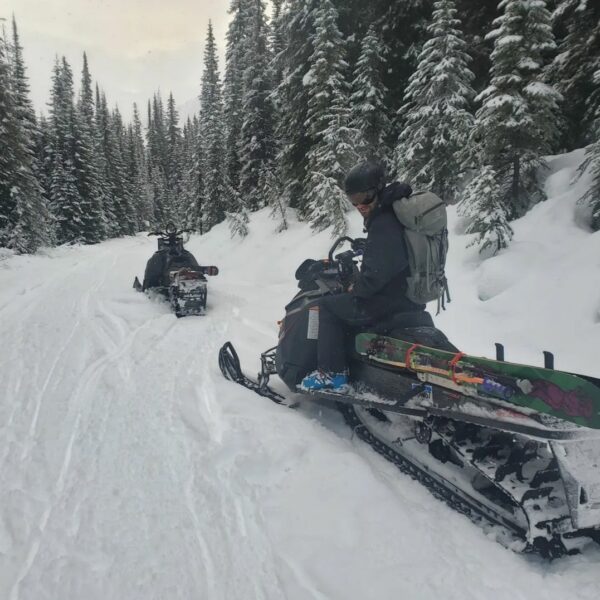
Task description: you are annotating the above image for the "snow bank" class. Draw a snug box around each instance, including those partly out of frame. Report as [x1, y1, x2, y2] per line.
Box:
[439, 148, 600, 377]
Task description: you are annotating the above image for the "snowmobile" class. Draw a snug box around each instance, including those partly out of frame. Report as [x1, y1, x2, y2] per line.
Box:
[133, 222, 219, 317]
[218, 236, 600, 559]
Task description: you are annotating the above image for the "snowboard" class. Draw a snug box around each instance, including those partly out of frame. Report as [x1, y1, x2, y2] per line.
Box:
[355, 333, 600, 430]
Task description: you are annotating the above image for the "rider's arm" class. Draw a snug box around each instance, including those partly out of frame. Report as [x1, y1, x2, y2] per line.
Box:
[351, 214, 408, 299]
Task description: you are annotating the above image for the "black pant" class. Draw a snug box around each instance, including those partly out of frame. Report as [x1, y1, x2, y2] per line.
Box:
[317, 294, 384, 373]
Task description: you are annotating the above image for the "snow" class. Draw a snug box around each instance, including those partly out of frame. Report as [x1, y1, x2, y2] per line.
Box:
[1, 151, 600, 599]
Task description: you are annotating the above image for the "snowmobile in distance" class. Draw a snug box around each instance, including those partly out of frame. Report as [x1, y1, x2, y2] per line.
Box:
[133, 222, 219, 317]
[219, 236, 600, 559]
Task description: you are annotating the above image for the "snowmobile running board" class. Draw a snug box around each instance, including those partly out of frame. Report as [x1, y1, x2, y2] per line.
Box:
[306, 388, 597, 441]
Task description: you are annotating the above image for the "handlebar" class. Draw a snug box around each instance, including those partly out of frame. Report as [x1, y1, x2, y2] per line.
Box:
[148, 228, 194, 238]
[328, 236, 356, 262]
[328, 236, 365, 263]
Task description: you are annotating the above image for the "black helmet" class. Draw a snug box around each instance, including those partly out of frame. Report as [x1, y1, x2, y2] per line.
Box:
[344, 161, 386, 195]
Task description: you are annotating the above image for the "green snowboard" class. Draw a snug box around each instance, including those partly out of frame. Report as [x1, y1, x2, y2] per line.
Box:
[355, 333, 600, 430]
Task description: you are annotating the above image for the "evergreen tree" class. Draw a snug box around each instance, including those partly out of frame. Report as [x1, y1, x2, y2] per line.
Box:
[129, 103, 153, 228]
[239, 0, 274, 210]
[459, 164, 513, 254]
[0, 30, 51, 251]
[166, 92, 182, 215]
[547, 0, 600, 149]
[224, 0, 250, 193]
[225, 184, 250, 237]
[349, 24, 392, 167]
[94, 84, 118, 235]
[471, 0, 561, 220]
[48, 57, 87, 244]
[396, 0, 475, 202]
[75, 53, 106, 242]
[110, 106, 137, 234]
[579, 80, 600, 231]
[273, 0, 321, 212]
[371, 0, 433, 141]
[95, 90, 135, 236]
[304, 0, 357, 234]
[181, 116, 204, 230]
[33, 113, 55, 236]
[199, 22, 227, 231]
[269, 0, 286, 90]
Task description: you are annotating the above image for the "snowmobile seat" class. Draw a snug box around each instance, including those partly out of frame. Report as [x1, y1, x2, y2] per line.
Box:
[371, 310, 434, 333]
[369, 310, 458, 352]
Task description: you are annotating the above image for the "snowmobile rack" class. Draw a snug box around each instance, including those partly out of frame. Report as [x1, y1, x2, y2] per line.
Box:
[494, 342, 555, 369]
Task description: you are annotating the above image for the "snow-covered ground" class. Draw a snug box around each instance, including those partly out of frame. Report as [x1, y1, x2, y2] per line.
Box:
[1, 151, 599, 599]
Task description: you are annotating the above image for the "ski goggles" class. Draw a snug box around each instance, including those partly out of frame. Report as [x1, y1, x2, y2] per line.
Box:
[348, 190, 377, 207]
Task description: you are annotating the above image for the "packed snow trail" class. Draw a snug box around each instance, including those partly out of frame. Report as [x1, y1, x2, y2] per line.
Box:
[1, 151, 600, 599]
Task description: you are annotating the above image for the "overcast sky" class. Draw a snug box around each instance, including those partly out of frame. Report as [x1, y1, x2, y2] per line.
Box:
[2, 0, 234, 120]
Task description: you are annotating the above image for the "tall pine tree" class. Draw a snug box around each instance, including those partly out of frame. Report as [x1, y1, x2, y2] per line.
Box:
[198, 22, 228, 231]
[0, 27, 51, 252]
[304, 0, 357, 234]
[349, 24, 392, 168]
[547, 0, 600, 149]
[396, 0, 475, 202]
[470, 0, 561, 220]
[239, 0, 274, 210]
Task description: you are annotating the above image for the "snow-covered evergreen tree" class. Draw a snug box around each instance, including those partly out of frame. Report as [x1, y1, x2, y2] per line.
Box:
[94, 90, 135, 236]
[273, 0, 321, 212]
[224, 0, 250, 194]
[74, 53, 107, 243]
[94, 84, 118, 236]
[0, 28, 51, 252]
[349, 24, 392, 168]
[166, 92, 182, 214]
[304, 0, 357, 234]
[459, 164, 514, 254]
[396, 0, 475, 202]
[129, 103, 153, 228]
[579, 69, 600, 232]
[225, 184, 250, 237]
[198, 22, 228, 231]
[239, 0, 274, 210]
[269, 0, 286, 90]
[471, 0, 561, 220]
[110, 106, 137, 235]
[181, 116, 204, 230]
[547, 0, 600, 149]
[48, 57, 87, 244]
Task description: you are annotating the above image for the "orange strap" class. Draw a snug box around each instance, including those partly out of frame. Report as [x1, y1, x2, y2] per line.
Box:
[449, 352, 466, 384]
[404, 344, 420, 370]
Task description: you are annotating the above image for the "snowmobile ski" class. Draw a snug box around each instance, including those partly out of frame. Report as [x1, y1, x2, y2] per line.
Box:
[219, 342, 287, 404]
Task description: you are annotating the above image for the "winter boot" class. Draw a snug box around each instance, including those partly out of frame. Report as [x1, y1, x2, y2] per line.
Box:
[300, 370, 350, 393]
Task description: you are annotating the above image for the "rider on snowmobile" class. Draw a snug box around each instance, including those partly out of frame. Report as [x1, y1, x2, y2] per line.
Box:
[301, 161, 426, 392]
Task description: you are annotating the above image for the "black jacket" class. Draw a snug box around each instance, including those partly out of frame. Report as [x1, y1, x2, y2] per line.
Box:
[351, 182, 424, 315]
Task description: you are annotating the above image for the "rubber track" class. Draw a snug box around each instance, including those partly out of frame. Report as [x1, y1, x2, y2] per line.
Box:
[337, 403, 539, 553]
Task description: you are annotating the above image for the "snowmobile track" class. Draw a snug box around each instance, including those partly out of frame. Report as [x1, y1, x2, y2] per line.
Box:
[337, 404, 538, 553]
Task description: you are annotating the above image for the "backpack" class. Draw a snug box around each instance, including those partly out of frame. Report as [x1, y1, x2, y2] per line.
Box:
[392, 191, 451, 313]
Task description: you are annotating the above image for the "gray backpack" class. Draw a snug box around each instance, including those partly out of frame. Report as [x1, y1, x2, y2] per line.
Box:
[392, 191, 450, 313]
